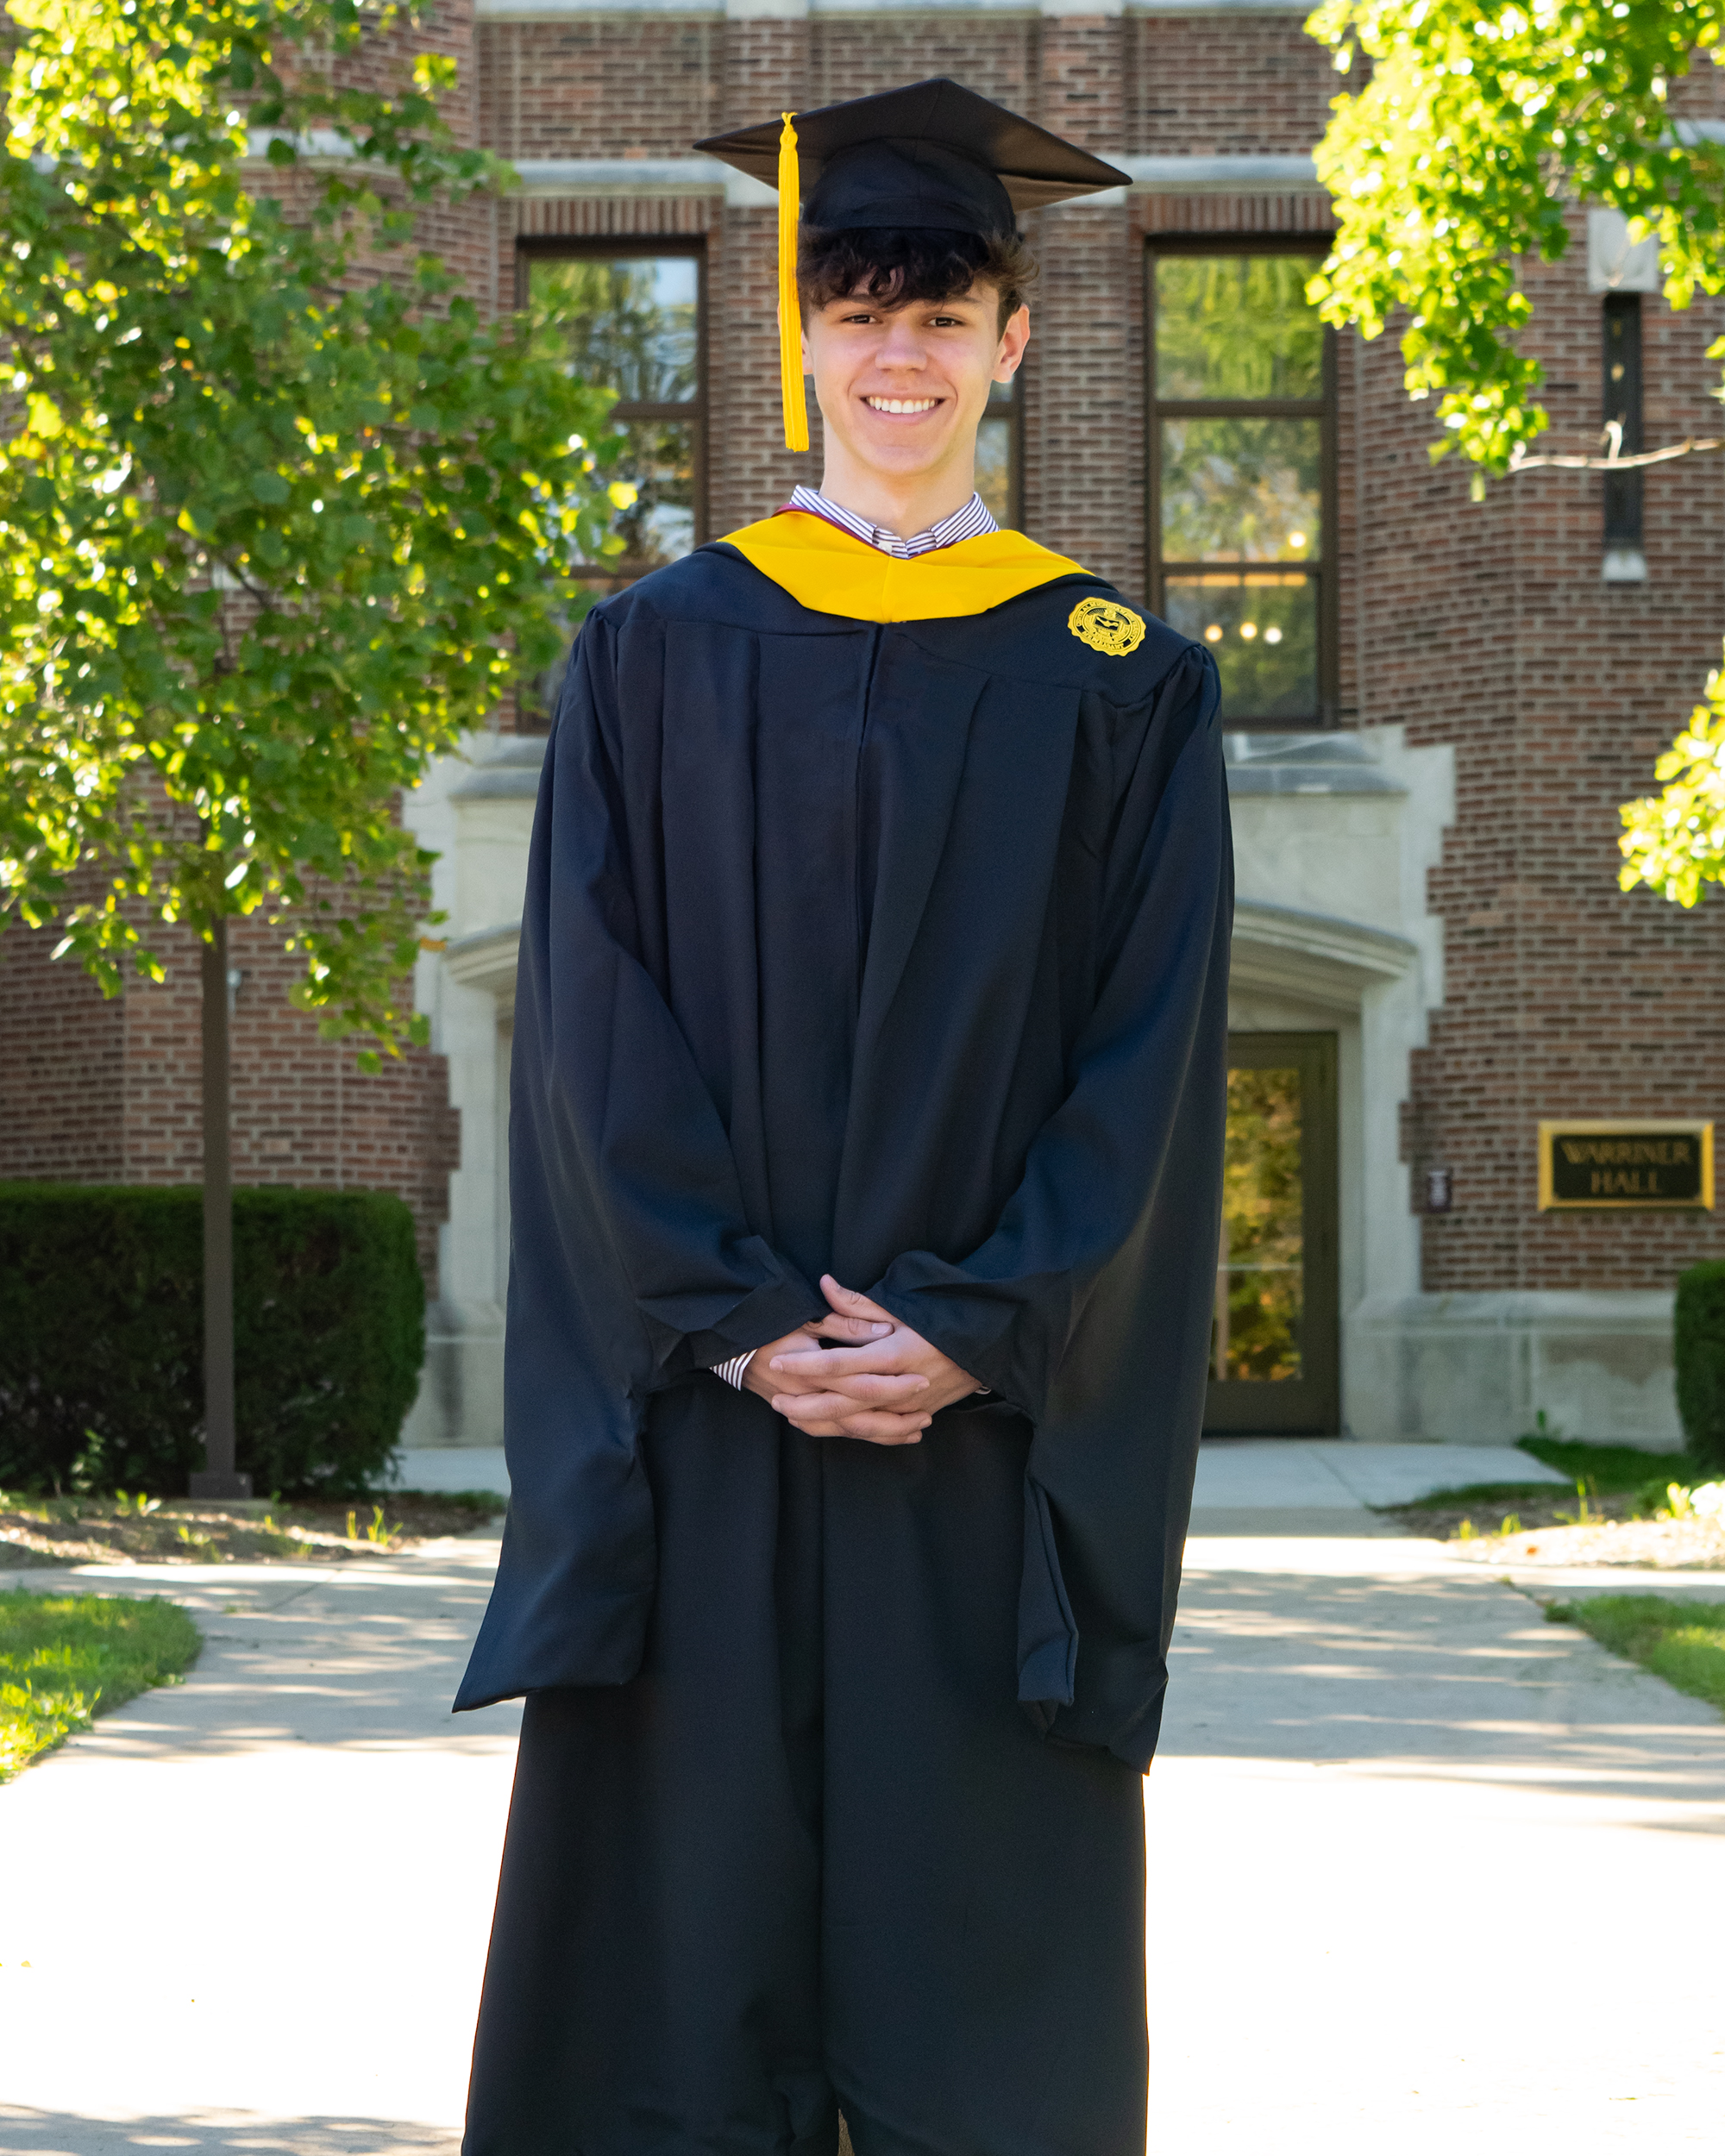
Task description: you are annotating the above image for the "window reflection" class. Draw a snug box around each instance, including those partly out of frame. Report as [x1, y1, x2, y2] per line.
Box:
[1156, 256, 1323, 402]
[975, 417, 1012, 525]
[1160, 418, 1320, 563]
[975, 377, 1019, 528]
[1163, 573, 1316, 722]
[1151, 249, 1329, 724]
[526, 248, 705, 580]
[1212, 1064, 1305, 1382]
[605, 422, 697, 573]
[530, 257, 699, 406]
[520, 247, 706, 724]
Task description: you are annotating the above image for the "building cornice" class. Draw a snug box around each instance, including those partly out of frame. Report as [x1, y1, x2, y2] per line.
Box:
[1117, 153, 1320, 193]
[505, 151, 1320, 198]
[511, 154, 737, 198]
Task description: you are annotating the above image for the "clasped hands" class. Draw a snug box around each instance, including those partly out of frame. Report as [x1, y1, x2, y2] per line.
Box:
[741, 1274, 985, 1446]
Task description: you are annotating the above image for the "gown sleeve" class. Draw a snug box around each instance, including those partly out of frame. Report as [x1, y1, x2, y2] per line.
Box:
[520, 616, 826, 1381]
[452, 616, 825, 1711]
[868, 645, 1233, 1767]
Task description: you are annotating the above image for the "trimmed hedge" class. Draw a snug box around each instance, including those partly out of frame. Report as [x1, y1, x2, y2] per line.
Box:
[1674, 1258, 1725, 1473]
[0, 1184, 424, 1496]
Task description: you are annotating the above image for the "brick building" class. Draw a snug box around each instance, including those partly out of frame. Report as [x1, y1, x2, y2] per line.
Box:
[5, 0, 1724, 1451]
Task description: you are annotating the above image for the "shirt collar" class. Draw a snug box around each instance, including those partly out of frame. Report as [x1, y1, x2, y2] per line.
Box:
[786, 484, 1000, 561]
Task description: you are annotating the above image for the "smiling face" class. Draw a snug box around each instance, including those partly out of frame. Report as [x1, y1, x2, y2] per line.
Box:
[802, 281, 1030, 510]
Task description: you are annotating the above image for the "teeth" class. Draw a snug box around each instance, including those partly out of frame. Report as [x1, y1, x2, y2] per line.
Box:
[867, 397, 938, 413]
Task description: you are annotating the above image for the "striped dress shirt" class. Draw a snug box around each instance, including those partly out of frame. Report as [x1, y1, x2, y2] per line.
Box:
[786, 483, 999, 557]
[712, 485, 1000, 1395]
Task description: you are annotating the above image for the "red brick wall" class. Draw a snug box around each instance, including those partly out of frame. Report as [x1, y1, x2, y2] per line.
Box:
[1128, 14, 1339, 154]
[0, 901, 125, 1184]
[477, 16, 721, 160]
[0, 917, 456, 1287]
[1372, 209, 1725, 1289]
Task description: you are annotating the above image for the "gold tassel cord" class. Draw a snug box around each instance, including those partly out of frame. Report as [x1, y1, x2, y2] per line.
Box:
[777, 113, 809, 454]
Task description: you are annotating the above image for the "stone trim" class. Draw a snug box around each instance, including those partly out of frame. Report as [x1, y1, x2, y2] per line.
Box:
[478, 0, 1303, 13]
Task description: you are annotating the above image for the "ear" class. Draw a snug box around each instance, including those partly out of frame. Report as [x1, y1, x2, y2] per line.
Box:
[994, 303, 1031, 385]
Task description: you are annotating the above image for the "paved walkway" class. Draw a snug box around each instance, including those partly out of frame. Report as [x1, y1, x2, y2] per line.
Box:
[393, 1435, 1583, 1511]
[4, 1443, 1724, 2153]
[0, 1540, 517, 2152]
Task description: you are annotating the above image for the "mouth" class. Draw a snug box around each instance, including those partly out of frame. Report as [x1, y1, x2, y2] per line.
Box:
[862, 395, 943, 417]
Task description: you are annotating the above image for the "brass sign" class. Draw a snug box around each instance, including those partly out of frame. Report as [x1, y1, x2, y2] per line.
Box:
[1537, 1119, 1714, 1212]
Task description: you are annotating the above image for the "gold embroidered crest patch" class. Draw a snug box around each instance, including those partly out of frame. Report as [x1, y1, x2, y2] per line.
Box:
[1068, 596, 1145, 657]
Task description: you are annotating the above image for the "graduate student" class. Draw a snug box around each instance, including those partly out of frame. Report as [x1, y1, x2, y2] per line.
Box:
[459, 77, 1233, 2156]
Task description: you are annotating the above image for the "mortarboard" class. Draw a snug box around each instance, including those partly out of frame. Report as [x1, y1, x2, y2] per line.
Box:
[696, 79, 1131, 452]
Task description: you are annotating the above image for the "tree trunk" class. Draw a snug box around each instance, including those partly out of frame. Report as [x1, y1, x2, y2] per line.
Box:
[191, 917, 251, 1500]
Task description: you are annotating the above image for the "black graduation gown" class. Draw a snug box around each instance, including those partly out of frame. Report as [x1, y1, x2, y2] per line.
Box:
[458, 535, 1232, 2156]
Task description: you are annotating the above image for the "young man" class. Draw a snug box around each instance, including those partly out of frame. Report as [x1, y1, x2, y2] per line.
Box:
[458, 78, 1232, 2156]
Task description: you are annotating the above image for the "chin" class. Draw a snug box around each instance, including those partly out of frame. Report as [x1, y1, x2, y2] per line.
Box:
[847, 428, 956, 473]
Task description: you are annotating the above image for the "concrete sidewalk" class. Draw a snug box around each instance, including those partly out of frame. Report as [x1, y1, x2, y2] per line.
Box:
[393, 1434, 1584, 1512]
[1189, 1436, 1569, 1537]
[0, 1539, 516, 2151]
[1153, 1527, 1725, 2151]
[3, 1443, 1724, 2153]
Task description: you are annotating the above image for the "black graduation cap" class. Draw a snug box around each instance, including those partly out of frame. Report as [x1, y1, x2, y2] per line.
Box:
[695, 79, 1129, 451]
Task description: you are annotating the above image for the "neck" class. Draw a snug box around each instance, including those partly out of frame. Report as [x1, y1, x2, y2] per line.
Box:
[815, 442, 979, 539]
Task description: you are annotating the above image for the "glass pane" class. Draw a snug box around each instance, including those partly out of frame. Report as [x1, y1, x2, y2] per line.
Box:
[1155, 255, 1323, 402]
[530, 256, 699, 405]
[1163, 573, 1317, 722]
[1212, 1065, 1304, 1382]
[975, 412, 1012, 525]
[601, 420, 697, 574]
[1161, 417, 1320, 563]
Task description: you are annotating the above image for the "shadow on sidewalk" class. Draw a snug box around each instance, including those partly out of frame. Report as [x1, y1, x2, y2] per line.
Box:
[1160, 1560, 1725, 1817]
[0, 2109, 458, 2156]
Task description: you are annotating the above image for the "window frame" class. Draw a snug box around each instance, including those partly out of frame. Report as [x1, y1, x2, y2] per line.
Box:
[517, 235, 709, 581]
[1145, 235, 1339, 730]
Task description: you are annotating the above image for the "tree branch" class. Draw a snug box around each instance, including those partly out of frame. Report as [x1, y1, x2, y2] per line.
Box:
[1509, 434, 1725, 473]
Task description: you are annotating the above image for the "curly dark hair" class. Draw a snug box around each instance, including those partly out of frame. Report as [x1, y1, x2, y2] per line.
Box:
[797, 225, 1038, 335]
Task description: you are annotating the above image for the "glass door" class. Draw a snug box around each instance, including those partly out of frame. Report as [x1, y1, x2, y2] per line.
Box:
[1204, 1031, 1339, 1435]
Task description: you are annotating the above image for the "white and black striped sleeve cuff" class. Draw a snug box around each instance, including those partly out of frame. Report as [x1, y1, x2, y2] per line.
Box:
[712, 1350, 757, 1391]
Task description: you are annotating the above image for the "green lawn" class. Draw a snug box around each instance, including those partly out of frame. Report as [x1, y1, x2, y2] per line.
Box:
[1548, 1595, 1725, 1715]
[0, 1588, 201, 1780]
[1400, 1478, 1573, 1509]
[1393, 1440, 1713, 1519]
[1519, 1434, 1712, 1497]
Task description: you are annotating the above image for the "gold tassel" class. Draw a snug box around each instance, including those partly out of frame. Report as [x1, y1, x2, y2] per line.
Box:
[777, 112, 809, 454]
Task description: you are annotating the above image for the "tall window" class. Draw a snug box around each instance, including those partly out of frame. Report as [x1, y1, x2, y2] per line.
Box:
[1149, 248, 1335, 725]
[524, 243, 706, 583]
[1603, 292, 1643, 557]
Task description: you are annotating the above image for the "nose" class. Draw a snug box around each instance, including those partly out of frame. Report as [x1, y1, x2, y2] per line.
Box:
[875, 310, 930, 370]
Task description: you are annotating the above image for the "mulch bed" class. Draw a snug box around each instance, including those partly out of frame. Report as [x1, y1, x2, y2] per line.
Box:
[1386, 1491, 1725, 1570]
[0, 1489, 503, 1570]
[1447, 1517, 1725, 1570]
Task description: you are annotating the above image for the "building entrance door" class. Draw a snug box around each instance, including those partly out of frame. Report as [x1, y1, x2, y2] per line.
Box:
[1204, 1031, 1339, 1435]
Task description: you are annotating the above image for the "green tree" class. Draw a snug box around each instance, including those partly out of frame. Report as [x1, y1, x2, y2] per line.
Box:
[1305, 0, 1725, 473]
[0, 0, 626, 1489]
[1302, 0, 1725, 906]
